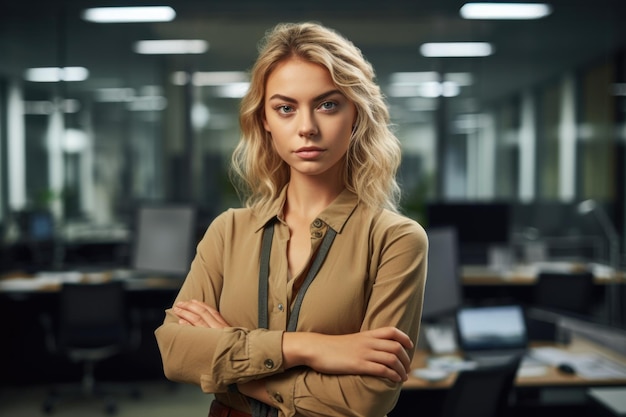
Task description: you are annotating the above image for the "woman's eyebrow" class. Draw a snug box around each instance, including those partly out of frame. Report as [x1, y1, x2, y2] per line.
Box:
[313, 90, 343, 102]
[267, 94, 297, 103]
[267, 89, 343, 103]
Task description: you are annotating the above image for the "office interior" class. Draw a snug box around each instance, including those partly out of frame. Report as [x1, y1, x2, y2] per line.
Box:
[1, 0, 626, 416]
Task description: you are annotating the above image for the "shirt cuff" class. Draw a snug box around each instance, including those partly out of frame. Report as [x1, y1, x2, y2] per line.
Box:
[264, 370, 298, 416]
[248, 328, 285, 376]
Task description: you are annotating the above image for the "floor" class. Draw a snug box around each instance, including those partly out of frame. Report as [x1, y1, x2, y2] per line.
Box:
[0, 379, 214, 417]
[0, 380, 606, 417]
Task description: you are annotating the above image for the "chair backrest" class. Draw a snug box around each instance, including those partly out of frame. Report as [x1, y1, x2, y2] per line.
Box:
[440, 356, 521, 417]
[533, 271, 595, 317]
[58, 281, 128, 349]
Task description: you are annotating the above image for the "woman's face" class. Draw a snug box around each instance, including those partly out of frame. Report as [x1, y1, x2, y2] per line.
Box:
[263, 57, 357, 180]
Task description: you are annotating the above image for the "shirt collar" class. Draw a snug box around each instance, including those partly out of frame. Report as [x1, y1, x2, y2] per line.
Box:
[253, 185, 359, 234]
[253, 186, 288, 232]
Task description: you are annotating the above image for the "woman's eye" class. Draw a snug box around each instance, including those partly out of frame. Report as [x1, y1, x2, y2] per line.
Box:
[320, 101, 337, 111]
[277, 105, 294, 114]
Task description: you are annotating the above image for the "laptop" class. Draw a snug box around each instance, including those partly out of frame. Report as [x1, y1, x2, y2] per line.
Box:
[455, 304, 529, 366]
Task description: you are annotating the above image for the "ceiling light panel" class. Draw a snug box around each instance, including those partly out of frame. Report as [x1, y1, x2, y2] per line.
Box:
[82, 6, 176, 23]
[133, 40, 209, 55]
[420, 42, 494, 57]
[191, 71, 249, 86]
[24, 67, 89, 82]
[389, 72, 440, 84]
[460, 3, 552, 20]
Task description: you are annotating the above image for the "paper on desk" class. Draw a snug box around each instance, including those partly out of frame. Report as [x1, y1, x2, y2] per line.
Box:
[529, 347, 626, 379]
[0, 277, 46, 291]
[424, 326, 457, 354]
[518, 365, 548, 377]
[427, 355, 478, 372]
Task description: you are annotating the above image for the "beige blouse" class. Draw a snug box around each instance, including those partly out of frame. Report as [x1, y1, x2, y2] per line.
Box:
[154, 187, 428, 417]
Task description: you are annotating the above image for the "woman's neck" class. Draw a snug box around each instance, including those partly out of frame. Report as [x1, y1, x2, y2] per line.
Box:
[285, 173, 344, 222]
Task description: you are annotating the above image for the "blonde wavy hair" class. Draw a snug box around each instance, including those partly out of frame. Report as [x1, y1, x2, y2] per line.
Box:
[231, 22, 402, 212]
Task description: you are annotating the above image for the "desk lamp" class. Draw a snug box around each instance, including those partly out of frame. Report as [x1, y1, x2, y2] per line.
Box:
[577, 199, 621, 327]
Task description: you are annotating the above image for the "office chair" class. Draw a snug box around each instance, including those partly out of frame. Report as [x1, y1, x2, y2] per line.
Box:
[533, 270, 595, 317]
[439, 355, 521, 417]
[40, 281, 141, 414]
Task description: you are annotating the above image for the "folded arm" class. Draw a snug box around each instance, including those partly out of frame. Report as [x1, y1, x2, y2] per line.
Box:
[173, 299, 413, 403]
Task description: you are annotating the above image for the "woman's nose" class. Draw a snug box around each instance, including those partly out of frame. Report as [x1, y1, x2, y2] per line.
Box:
[298, 112, 319, 138]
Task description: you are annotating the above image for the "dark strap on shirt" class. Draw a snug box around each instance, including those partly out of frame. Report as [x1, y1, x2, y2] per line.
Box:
[257, 223, 275, 330]
[286, 226, 336, 331]
[258, 221, 336, 330]
[251, 220, 336, 417]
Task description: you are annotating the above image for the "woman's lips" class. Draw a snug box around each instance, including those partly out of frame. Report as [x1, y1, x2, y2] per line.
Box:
[295, 147, 324, 159]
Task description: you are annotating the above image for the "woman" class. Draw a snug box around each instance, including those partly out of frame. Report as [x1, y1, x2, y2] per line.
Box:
[155, 22, 428, 417]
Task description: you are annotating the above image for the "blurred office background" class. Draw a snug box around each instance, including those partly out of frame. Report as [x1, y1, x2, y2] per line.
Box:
[1, 0, 625, 265]
[1, 0, 626, 415]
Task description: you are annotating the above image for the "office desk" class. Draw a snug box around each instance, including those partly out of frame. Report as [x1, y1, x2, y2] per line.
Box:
[461, 264, 626, 286]
[406, 336, 626, 390]
[460, 265, 626, 328]
[392, 337, 626, 417]
[0, 271, 184, 386]
[0, 270, 184, 293]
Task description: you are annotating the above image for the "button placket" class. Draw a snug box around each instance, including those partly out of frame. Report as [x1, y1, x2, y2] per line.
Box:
[311, 218, 324, 239]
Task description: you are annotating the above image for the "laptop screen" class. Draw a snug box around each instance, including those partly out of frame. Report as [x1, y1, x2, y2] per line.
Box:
[456, 304, 528, 352]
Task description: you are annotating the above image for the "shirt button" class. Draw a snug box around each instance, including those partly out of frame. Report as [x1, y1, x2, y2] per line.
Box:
[264, 359, 275, 369]
[312, 231, 322, 238]
[312, 219, 323, 228]
[273, 393, 284, 403]
[278, 303, 284, 311]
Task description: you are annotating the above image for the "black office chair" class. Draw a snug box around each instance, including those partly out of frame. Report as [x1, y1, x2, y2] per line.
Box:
[439, 356, 521, 417]
[533, 270, 595, 317]
[41, 281, 141, 414]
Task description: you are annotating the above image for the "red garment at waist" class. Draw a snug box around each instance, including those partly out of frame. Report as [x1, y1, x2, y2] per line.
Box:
[209, 401, 252, 417]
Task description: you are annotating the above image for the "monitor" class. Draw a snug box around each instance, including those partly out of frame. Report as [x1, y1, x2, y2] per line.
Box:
[426, 202, 511, 245]
[15, 210, 55, 241]
[426, 202, 512, 264]
[28, 211, 55, 241]
[421, 227, 463, 321]
[131, 204, 197, 276]
[455, 304, 528, 352]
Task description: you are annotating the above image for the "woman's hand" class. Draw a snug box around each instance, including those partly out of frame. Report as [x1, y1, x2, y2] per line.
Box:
[283, 327, 414, 383]
[173, 299, 230, 329]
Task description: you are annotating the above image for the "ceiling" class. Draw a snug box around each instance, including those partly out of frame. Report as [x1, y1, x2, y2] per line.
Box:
[1, 0, 625, 107]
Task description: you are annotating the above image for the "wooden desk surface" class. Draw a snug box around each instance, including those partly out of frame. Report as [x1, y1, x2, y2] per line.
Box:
[461, 265, 626, 286]
[404, 336, 626, 390]
[0, 270, 184, 293]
